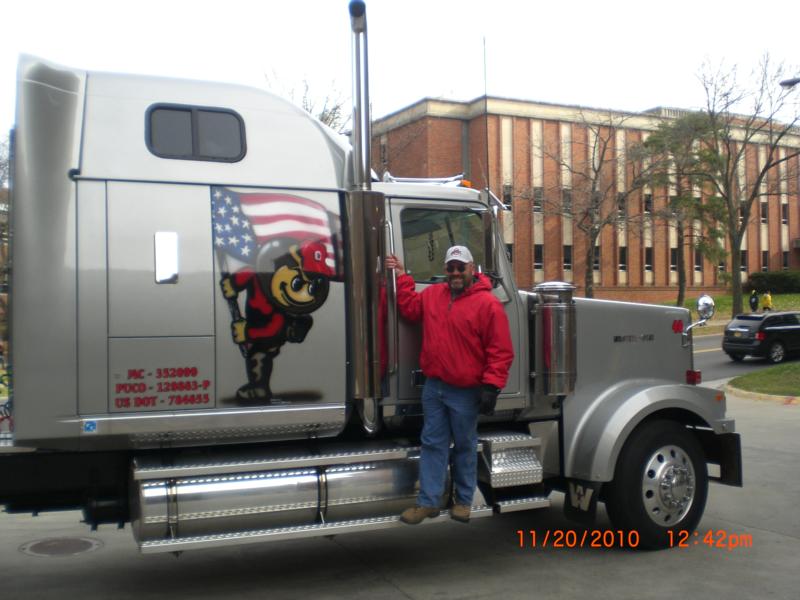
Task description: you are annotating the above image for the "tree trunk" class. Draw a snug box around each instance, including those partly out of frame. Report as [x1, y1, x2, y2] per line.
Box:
[729, 230, 744, 317]
[584, 244, 594, 298]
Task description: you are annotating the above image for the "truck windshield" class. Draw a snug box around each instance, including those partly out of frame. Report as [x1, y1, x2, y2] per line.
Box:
[400, 208, 486, 283]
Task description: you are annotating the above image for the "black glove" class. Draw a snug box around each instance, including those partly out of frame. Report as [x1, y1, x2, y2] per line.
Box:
[479, 385, 500, 416]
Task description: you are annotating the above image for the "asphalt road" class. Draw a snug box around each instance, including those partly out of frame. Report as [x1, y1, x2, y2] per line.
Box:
[693, 332, 782, 381]
[0, 389, 797, 600]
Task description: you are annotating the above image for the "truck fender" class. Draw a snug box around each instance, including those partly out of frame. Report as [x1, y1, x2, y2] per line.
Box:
[565, 381, 728, 482]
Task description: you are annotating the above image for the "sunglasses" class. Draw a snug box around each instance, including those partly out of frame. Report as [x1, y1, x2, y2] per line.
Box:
[446, 263, 467, 273]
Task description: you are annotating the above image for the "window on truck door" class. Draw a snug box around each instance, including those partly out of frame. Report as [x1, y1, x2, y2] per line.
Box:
[400, 208, 485, 283]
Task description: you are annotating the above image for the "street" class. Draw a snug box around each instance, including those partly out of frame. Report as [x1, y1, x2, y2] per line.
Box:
[0, 388, 797, 600]
[693, 331, 782, 381]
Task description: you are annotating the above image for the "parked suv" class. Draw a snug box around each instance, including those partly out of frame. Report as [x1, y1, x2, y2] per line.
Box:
[722, 311, 800, 363]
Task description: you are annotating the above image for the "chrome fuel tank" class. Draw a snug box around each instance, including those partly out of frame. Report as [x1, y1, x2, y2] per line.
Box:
[133, 468, 319, 542]
[131, 444, 425, 545]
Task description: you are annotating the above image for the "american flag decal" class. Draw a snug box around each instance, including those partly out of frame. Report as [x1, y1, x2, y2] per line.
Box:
[211, 187, 337, 273]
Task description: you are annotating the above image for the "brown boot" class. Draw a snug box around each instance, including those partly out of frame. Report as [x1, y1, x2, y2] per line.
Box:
[449, 504, 471, 523]
[400, 505, 439, 525]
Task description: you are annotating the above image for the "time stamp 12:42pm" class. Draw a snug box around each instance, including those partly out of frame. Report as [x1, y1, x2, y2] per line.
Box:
[516, 529, 753, 550]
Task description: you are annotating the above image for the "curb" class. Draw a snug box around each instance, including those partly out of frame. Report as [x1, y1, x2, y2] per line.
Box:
[723, 384, 799, 405]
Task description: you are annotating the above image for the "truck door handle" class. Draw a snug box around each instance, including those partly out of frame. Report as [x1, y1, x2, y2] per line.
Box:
[154, 231, 179, 284]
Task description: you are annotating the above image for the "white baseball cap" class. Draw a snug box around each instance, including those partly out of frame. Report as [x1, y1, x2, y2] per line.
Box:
[444, 245, 474, 264]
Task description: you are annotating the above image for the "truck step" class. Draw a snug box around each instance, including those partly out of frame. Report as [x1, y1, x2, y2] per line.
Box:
[133, 444, 421, 480]
[478, 432, 543, 488]
[139, 505, 494, 554]
[479, 432, 541, 451]
[495, 496, 551, 513]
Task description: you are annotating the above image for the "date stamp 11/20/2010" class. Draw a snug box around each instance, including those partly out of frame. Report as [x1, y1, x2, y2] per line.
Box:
[516, 529, 753, 551]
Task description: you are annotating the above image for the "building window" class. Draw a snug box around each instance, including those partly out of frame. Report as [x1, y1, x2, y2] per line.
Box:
[783, 251, 790, 270]
[533, 187, 544, 213]
[380, 138, 387, 165]
[644, 247, 653, 272]
[618, 246, 627, 271]
[593, 246, 600, 271]
[760, 202, 768, 224]
[740, 250, 748, 272]
[694, 249, 703, 272]
[562, 188, 572, 212]
[644, 194, 653, 214]
[617, 192, 626, 218]
[147, 104, 246, 162]
[782, 204, 788, 225]
[502, 184, 513, 208]
[761, 250, 769, 272]
[563, 245, 572, 270]
[534, 244, 543, 270]
[718, 260, 726, 273]
[670, 248, 678, 272]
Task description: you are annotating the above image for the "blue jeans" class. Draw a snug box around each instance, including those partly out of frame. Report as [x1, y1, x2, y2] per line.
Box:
[418, 377, 480, 508]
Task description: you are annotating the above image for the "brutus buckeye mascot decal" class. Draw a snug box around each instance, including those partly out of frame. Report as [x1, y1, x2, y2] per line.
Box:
[211, 187, 339, 404]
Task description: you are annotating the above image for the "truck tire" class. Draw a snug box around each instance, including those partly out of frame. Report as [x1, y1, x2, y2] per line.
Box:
[604, 420, 708, 550]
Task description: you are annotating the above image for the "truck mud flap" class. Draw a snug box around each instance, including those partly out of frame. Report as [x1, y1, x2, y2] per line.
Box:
[563, 479, 601, 525]
[693, 429, 743, 487]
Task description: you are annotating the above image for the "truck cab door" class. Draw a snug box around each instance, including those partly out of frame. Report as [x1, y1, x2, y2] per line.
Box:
[384, 197, 524, 409]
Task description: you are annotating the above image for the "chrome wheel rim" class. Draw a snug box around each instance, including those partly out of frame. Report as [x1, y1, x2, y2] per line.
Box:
[641, 444, 695, 526]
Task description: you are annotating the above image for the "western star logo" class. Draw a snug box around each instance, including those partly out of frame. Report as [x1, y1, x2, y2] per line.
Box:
[568, 482, 594, 511]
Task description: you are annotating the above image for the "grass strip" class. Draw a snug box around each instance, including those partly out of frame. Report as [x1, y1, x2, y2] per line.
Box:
[728, 362, 800, 396]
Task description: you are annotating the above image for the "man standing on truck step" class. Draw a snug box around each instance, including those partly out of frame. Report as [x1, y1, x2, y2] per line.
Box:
[386, 245, 513, 524]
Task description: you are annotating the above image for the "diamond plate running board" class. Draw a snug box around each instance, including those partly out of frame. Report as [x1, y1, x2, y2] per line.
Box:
[139, 505, 494, 554]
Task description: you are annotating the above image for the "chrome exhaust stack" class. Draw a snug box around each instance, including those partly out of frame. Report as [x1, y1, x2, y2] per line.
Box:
[346, 0, 384, 433]
[349, 0, 371, 190]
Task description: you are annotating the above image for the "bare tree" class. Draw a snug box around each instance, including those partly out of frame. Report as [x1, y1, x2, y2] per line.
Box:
[697, 55, 800, 315]
[0, 136, 9, 334]
[264, 72, 351, 133]
[535, 112, 648, 298]
[0, 136, 8, 188]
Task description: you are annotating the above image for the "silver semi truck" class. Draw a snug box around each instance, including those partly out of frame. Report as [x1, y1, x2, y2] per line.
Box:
[0, 1, 741, 553]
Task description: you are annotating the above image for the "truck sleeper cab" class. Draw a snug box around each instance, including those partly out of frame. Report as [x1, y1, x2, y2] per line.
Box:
[0, 54, 741, 554]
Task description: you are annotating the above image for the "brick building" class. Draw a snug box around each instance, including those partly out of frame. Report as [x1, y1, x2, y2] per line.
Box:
[372, 97, 800, 302]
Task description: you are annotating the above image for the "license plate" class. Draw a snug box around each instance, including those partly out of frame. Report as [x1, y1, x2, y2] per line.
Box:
[733, 331, 742, 338]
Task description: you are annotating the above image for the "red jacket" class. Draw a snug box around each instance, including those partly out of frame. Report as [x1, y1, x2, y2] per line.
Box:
[396, 273, 514, 389]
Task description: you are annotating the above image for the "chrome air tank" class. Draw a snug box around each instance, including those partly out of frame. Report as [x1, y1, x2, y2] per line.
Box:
[533, 282, 576, 397]
[324, 458, 420, 521]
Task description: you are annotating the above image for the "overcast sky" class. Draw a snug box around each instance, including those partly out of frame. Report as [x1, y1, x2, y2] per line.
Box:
[2, 0, 799, 138]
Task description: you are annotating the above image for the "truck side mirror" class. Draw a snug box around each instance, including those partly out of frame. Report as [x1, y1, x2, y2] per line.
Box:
[682, 294, 715, 347]
[696, 294, 715, 321]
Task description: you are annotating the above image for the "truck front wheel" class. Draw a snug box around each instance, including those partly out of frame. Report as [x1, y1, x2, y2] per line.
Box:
[604, 420, 708, 550]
